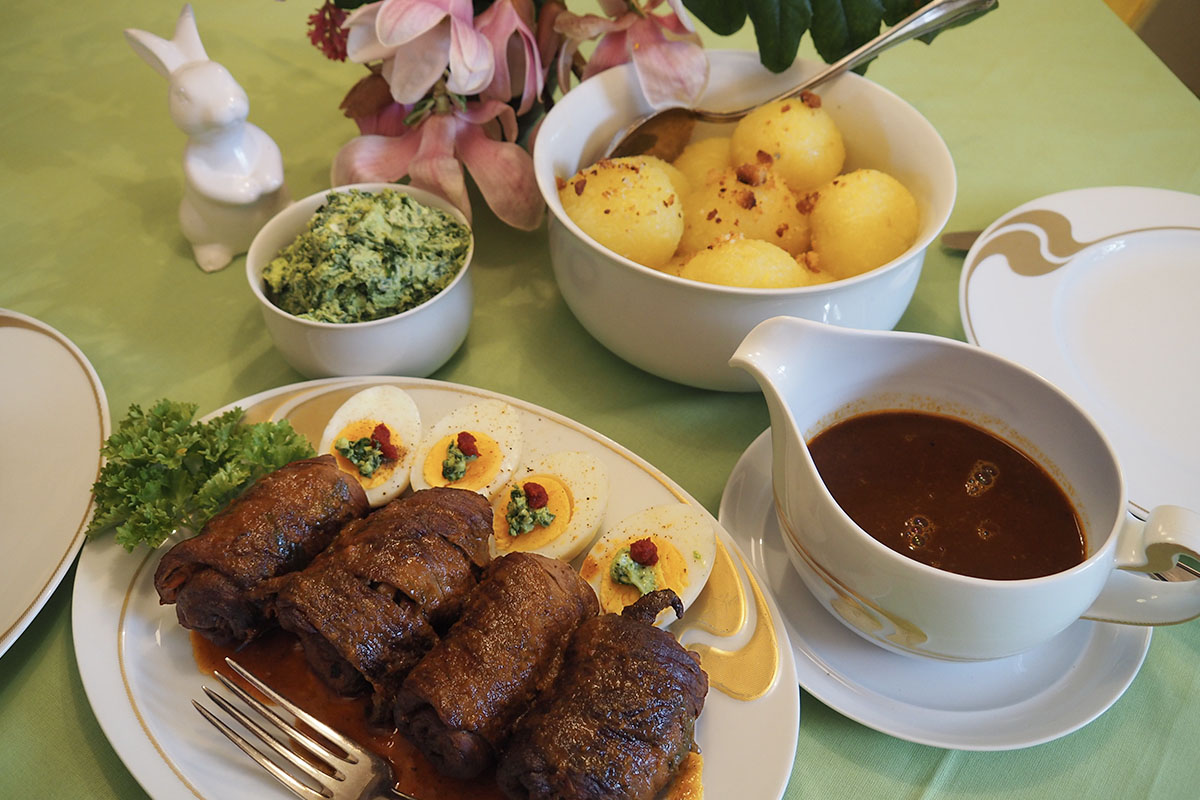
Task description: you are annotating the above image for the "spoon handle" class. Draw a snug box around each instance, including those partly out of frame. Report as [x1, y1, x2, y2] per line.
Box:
[698, 0, 998, 123]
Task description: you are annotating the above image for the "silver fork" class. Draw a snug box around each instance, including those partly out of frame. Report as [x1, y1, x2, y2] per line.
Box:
[194, 657, 417, 800]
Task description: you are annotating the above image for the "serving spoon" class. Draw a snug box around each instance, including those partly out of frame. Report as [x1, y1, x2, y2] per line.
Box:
[606, 0, 997, 161]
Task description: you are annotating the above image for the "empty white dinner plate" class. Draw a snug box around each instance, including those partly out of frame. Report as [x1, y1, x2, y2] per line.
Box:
[959, 187, 1200, 517]
[0, 309, 109, 658]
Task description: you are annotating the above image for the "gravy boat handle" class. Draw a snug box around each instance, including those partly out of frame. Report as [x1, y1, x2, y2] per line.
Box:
[1083, 505, 1200, 625]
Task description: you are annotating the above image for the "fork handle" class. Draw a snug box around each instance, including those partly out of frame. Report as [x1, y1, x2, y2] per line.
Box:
[698, 0, 998, 123]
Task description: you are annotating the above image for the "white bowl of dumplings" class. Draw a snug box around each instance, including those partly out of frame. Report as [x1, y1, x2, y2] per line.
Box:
[533, 50, 956, 392]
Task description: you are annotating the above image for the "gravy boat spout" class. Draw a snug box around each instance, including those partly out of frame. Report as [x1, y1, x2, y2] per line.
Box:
[728, 316, 835, 533]
[727, 316, 967, 566]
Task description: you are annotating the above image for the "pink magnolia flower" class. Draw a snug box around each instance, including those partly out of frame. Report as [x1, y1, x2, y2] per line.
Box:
[344, 0, 495, 104]
[535, 1, 569, 79]
[475, 0, 543, 115]
[555, 0, 708, 108]
[333, 99, 544, 231]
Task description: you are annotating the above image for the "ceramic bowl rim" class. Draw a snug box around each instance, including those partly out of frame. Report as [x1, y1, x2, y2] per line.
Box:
[246, 181, 475, 330]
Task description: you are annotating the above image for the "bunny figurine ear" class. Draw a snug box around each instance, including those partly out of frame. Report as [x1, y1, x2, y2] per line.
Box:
[171, 4, 210, 62]
[125, 4, 209, 78]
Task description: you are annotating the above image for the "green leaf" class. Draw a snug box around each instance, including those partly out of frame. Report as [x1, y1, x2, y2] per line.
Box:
[845, 0, 886, 41]
[810, 0, 885, 68]
[683, 0, 750, 36]
[746, 0, 813, 73]
[809, 0, 849, 63]
[882, 0, 922, 26]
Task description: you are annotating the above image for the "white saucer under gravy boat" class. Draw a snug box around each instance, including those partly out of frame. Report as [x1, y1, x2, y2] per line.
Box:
[730, 315, 1200, 661]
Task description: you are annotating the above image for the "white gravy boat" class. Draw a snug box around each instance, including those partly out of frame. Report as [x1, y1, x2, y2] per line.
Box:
[731, 315, 1200, 660]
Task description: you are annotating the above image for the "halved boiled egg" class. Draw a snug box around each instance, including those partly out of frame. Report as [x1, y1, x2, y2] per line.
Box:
[318, 385, 422, 507]
[490, 451, 609, 562]
[409, 399, 522, 500]
[579, 504, 717, 625]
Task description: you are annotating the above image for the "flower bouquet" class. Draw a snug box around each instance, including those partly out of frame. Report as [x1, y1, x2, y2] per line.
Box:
[305, 0, 991, 230]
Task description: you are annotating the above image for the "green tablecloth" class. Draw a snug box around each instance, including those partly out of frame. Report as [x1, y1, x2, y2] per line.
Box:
[2, 1, 1199, 798]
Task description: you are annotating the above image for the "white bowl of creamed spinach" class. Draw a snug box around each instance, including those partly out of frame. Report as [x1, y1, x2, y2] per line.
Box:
[247, 183, 474, 378]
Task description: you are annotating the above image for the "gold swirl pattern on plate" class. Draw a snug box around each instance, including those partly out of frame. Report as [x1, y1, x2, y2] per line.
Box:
[683, 547, 780, 701]
[678, 539, 747, 637]
[961, 209, 1190, 280]
[959, 209, 1200, 341]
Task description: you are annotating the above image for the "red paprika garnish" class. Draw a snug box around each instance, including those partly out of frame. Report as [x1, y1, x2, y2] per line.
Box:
[456, 431, 480, 457]
[523, 481, 549, 509]
[371, 423, 400, 461]
[629, 537, 658, 566]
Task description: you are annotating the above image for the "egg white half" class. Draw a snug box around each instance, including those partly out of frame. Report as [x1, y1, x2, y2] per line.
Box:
[409, 399, 522, 501]
[580, 503, 718, 625]
[490, 451, 609, 562]
[318, 385, 422, 507]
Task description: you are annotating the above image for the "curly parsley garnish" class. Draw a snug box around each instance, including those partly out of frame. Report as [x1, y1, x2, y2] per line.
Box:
[86, 399, 314, 551]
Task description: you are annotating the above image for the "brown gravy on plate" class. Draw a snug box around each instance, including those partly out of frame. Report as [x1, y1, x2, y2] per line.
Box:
[808, 411, 1086, 580]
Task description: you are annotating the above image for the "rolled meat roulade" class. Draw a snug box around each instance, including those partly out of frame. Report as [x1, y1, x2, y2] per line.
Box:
[269, 487, 493, 711]
[394, 551, 600, 780]
[153, 455, 369, 647]
[496, 590, 708, 800]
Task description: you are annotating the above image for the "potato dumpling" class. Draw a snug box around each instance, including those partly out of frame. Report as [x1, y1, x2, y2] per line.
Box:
[731, 93, 845, 194]
[650, 156, 692, 199]
[808, 168, 919, 280]
[678, 159, 811, 257]
[680, 237, 819, 289]
[613, 154, 692, 198]
[671, 136, 732, 189]
[657, 251, 692, 277]
[797, 251, 838, 285]
[559, 156, 684, 268]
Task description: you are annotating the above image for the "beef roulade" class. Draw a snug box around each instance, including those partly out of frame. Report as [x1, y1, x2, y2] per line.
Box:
[496, 590, 708, 800]
[394, 551, 599, 780]
[269, 487, 494, 709]
[153, 455, 369, 647]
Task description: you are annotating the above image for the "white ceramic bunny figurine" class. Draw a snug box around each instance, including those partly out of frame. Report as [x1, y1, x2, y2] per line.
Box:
[125, 4, 289, 272]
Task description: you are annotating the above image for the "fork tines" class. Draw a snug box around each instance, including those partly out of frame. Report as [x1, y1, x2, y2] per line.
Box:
[194, 657, 408, 800]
